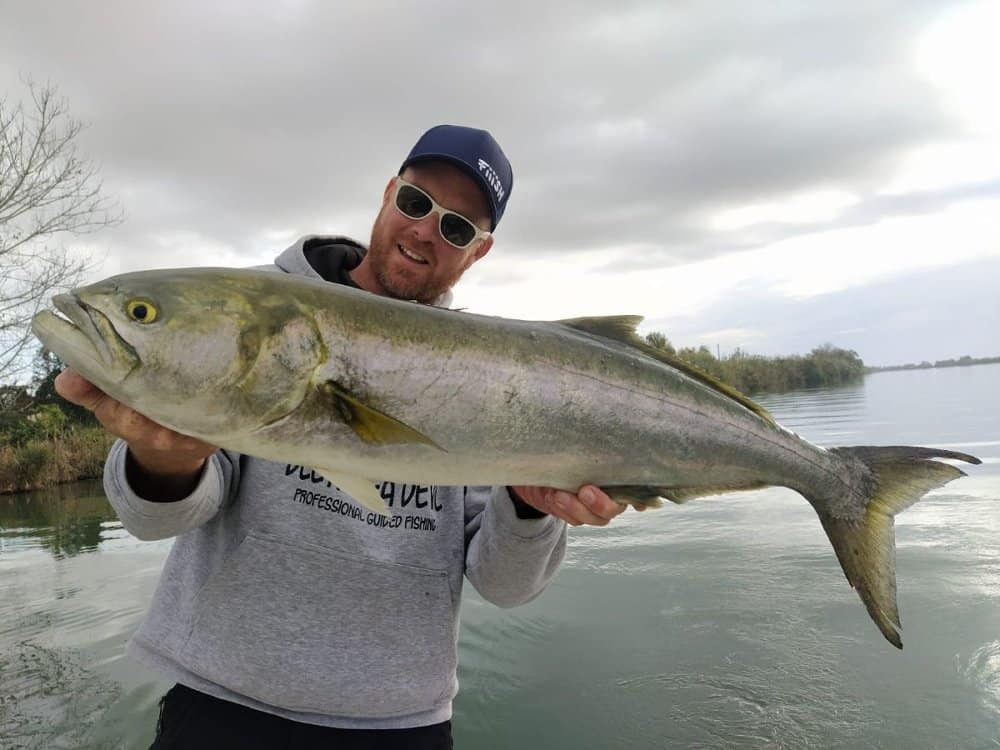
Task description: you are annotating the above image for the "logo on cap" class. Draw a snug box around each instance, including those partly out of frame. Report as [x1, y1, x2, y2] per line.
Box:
[477, 159, 506, 203]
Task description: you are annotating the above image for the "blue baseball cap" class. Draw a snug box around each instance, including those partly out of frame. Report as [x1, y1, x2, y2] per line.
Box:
[399, 124, 513, 230]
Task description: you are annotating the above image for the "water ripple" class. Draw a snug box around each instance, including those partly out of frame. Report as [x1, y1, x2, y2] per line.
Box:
[0, 642, 120, 749]
[960, 640, 1000, 715]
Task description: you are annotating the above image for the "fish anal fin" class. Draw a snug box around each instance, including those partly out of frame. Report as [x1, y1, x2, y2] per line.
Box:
[602, 482, 769, 508]
[602, 486, 666, 509]
[321, 380, 443, 450]
[661, 482, 770, 503]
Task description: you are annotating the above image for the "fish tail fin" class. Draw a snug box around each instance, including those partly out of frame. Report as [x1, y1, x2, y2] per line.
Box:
[813, 446, 979, 649]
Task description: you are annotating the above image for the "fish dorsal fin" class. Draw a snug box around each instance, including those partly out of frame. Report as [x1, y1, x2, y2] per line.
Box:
[556, 315, 645, 342]
[556, 316, 776, 427]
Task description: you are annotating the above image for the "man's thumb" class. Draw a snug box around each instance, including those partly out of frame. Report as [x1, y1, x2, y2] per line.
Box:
[54, 369, 107, 412]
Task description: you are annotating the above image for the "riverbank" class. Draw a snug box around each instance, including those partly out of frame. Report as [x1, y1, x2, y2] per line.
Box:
[0, 427, 115, 495]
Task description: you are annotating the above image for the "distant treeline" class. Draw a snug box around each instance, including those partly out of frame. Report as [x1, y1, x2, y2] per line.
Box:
[644, 333, 866, 396]
[866, 354, 1000, 373]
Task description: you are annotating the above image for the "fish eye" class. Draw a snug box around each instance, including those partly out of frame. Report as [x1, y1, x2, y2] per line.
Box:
[126, 299, 158, 324]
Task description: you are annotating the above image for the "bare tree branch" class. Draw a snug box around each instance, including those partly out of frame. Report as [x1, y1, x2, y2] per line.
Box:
[0, 78, 123, 381]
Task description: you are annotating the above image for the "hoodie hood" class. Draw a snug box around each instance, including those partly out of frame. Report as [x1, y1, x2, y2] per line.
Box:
[274, 235, 454, 308]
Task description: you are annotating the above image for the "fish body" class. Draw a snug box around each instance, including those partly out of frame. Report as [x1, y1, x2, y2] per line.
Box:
[31, 267, 980, 647]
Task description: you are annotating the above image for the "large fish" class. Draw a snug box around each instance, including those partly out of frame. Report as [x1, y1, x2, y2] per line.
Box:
[32, 267, 979, 648]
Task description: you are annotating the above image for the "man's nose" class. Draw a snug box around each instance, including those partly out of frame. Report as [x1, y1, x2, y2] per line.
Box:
[410, 210, 440, 244]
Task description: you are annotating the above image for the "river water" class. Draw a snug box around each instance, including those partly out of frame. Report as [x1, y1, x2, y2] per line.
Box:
[1, 364, 998, 749]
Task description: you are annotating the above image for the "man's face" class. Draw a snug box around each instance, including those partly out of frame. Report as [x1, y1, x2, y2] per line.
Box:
[364, 161, 494, 303]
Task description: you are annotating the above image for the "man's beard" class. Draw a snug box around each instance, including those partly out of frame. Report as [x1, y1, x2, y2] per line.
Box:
[368, 222, 469, 304]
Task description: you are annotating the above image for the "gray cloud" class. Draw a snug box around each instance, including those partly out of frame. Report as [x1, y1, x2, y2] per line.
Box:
[601, 178, 1000, 272]
[0, 0, 973, 270]
[645, 256, 1000, 366]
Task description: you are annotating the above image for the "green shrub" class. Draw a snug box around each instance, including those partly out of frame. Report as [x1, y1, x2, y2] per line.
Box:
[31, 404, 68, 436]
[13, 443, 52, 487]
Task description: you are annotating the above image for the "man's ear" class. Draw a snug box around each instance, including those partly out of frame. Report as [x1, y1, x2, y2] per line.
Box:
[471, 236, 494, 262]
[382, 177, 396, 203]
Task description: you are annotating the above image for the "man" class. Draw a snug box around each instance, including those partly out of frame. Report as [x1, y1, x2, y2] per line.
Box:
[56, 125, 625, 749]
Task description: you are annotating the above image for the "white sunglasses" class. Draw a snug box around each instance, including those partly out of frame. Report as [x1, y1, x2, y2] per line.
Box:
[392, 177, 491, 250]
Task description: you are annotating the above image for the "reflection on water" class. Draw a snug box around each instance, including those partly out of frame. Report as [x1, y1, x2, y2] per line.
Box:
[0, 365, 998, 749]
[0, 480, 119, 559]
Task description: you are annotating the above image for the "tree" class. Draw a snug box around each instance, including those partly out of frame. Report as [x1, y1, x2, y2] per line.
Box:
[644, 331, 675, 354]
[0, 382, 34, 442]
[0, 78, 121, 382]
[0, 382, 32, 416]
[32, 348, 94, 425]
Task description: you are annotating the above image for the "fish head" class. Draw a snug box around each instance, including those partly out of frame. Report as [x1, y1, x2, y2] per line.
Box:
[31, 268, 325, 440]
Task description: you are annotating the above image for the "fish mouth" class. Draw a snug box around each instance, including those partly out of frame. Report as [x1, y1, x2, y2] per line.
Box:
[31, 294, 139, 386]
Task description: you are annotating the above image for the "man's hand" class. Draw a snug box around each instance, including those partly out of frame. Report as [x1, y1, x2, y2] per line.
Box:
[510, 484, 641, 526]
[55, 369, 218, 499]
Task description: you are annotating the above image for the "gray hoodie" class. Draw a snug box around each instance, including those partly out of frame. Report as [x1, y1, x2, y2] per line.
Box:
[104, 236, 567, 729]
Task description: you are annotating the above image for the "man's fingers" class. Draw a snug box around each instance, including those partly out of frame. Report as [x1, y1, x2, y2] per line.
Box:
[51, 369, 217, 460]
[578, 485, 626, 520]
[511, 484, 632, 526]
[550, 490, 612, 527]
[89, 396, 140, 438]
[54, 369, 107, 410]
[56, 370, 172, 442]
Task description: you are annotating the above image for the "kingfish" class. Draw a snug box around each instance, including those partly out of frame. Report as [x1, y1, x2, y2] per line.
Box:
[31, 267, 980, 648]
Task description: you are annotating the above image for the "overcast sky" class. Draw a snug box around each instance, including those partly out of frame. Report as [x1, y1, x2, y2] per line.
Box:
[2, 0, 997, 366]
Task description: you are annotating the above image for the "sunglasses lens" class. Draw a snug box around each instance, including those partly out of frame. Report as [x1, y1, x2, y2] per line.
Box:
[395, 179, 483, 249]
[395, 184, 432, 219]
[440, 213, 477, 248]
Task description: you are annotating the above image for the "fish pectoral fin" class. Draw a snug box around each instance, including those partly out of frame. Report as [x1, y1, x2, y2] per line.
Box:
[603, 482, 769, 508]
[317, 470, 392, 517]
[321, 380, 443, 450]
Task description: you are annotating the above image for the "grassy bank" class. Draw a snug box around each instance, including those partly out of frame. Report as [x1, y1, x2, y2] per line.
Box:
[0, 426, 115, 495]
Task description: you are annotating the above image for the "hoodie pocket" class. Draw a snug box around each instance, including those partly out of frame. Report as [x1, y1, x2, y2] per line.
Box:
[180, 532, 457, 718]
